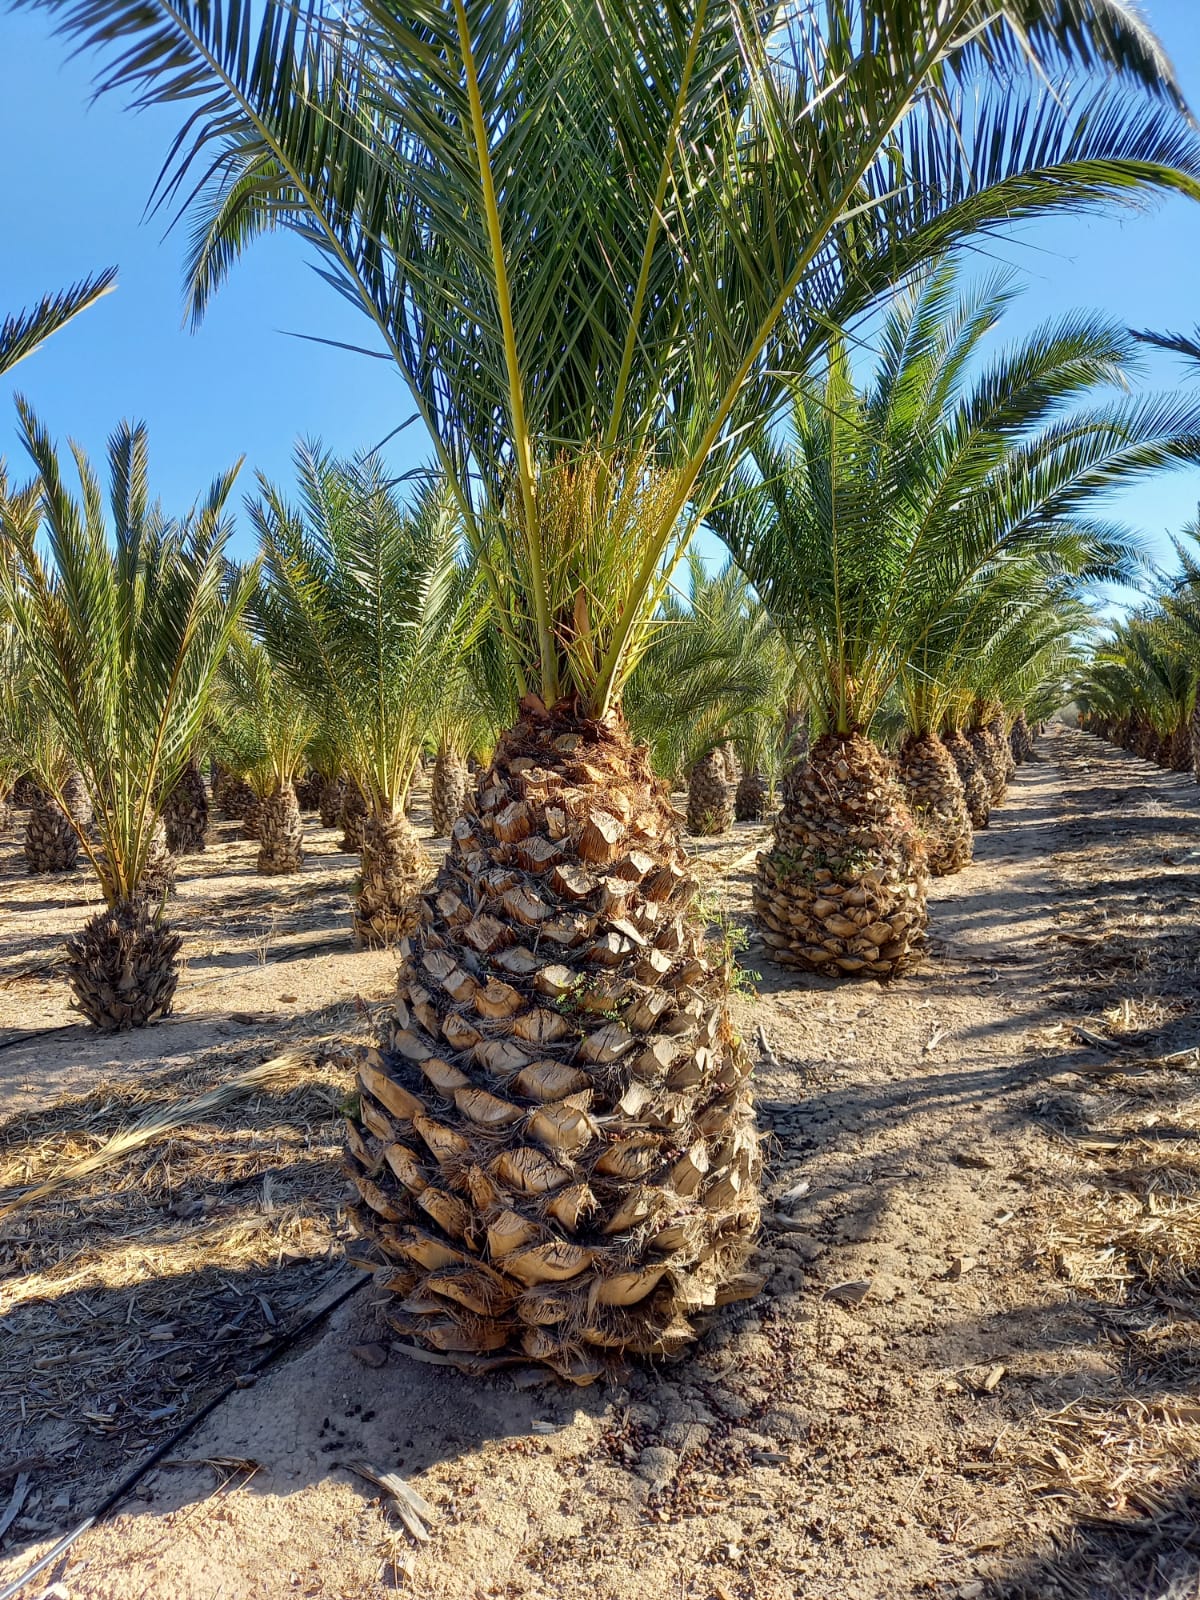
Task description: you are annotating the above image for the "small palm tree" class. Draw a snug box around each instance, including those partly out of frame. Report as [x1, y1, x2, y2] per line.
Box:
[249, 445, 477, 941]
[43, 0, 1200, 1371]
[717, 265, 1200, 974]
[0, 402, 252, 1029]
[211, 631, 316, 873]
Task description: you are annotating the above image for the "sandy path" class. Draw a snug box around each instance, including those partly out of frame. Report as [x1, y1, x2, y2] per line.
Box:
[2, 729, 1197, 1600]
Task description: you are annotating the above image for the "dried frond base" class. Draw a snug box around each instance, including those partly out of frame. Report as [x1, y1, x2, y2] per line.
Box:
[11, 774, 39, 807]
[734, 771, 768, 823]
[431, 749, 469, 838]
[943, 731, 991, 829]
[352, 812, 433, 948]
[687, 751, 732, 835]
[62, 771, 93, 828]
[319, 775, 347, 829]
[1009, 711, 1035, 766]
[969, 725, 1007, 805]
[753, 732, 928, 978]
[897, 733, 973, 878]
[344, 701, 762, 1381]
[24, 797, 80, 873]
[256, 783, 304, 874]
[164, 760, 209, 853]
[64, 898, 182, 1031]
[339, 785, 369, 853]
[216, 774, 257, 822]
[294, 771, 323, 811]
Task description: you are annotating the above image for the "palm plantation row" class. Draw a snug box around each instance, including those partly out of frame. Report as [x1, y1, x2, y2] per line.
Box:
[4, 0, 1200, 1378]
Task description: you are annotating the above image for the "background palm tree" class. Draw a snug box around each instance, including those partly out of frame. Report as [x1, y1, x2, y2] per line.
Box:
[249, 445, 476, 942]
[716, 264, 1200, 974]
[36, 0, 1200, 1372]
[0, 402, 252, 1029]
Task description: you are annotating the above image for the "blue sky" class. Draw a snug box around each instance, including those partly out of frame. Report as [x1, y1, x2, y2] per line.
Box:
[2, 0, 1200, 599]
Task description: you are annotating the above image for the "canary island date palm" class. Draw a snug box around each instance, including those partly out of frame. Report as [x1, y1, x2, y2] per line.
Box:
[0, 403, 251, 1029]
[0, 270, 116, 379]
[718, 265, 1200, 969]
[212, 631, 315, 873]
[1076, 614, 1196, 772]
[249, 446, 475, 943]
[42, 0, 1200, 1372]
[162, 751, 209, 852]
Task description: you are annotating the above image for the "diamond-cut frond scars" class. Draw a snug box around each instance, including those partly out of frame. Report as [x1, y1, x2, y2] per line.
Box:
[344, 708, 762, 1382]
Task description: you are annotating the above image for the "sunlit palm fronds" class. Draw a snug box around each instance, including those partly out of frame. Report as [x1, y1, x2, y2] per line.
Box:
[0, 269, 117, 378]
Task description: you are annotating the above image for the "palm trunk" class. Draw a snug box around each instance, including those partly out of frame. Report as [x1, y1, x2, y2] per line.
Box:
[338, 783, 368, 853]
[1192, 699, 1200, 783]
[968, 724, 1006, 805]
[944, 731, 990, 828]
[217, 772, 256, 821]
[11, 774, 38, 807]
[343, 704, 762, 1382]
[897, 733, 973, 877]
[319, 774, 347, 829]
[988, 714, 1016, 788]
[754, 732, 928, 977]
[164, 756, 209, 853]
[1009, 711, 1034, 765]
[431, 745, 469, 837]
[352, 809, 433, 948]
[24, 792, 80, 872]
[65, 898, 182, 1031]
[686, 750, 732, 835]
[733, 770, 768, 823]
[62, 770, 93, 828]
[256, 782, 304, 873]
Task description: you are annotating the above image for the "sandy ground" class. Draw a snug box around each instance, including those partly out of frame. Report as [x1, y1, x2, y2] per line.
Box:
[2, 730, 1198, 1600]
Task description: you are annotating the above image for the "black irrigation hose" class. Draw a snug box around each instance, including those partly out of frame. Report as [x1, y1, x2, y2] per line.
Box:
[0, 1270, 370, 1600]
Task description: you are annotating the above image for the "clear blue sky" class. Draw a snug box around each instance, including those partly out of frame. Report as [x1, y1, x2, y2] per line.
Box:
[3, 0, 1200, 595]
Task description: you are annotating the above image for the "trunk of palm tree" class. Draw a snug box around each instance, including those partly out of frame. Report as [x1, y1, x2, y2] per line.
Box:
[62, 770, 93, 829]
[733, 770, 768, 823]
[754, 733, 928, 977]
[256, 781, 304, 873]
[344, 705, 762, 1382]
[339, 783, 368, 852]
[968, 725, 1007, 805]
[431, 745, 469, 837]
[988, 713, 1016, 788]
[163, 756, 209, 853]
[896, 734, 973, 878]
[718, 743, 740, 786]
[242, 794, 266, 840]
[352, 810, 433, 948]
[1191, 699, 1200, 783]
[782, 710, 810, 767]
[944, 731, 991, 828]
[25, 792, 80, 872]
[11, 774, 39, 807]
[686, 751, 732, 836]
[64, 897, 182, 1031]
[294, 771, 322, 811]
[1009, 711, 1034, 765]
[217, 772, 256, 821]
[319, 774, 347, 829]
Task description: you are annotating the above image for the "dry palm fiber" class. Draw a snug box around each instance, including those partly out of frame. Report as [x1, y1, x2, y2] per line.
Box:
[734, 770, 768, 823]
[344, 701, 762, 1384]
[431, 747, 469, 837]
[896, 733, 972, 877]
[969, 724, 1007, 804]
[163, 757, 208, 853]
[319, 774, 347, 829]
[217, 772, 256, 821]
[256, 781, 304, 874]
[63, 898, 182, 1031]
[353, 810, 433, 948]
[62, 770, 93, 827]
[11, 774, 38, 807]
[943, 730, 991, 828]
[988, 713, 1016, 785]
[0, 1048, 318, 1219]
[339, 783, 369, 853]
[686, 749, 732, 835]
[753, 731, 928, 978]
[24, 792, 80, 872]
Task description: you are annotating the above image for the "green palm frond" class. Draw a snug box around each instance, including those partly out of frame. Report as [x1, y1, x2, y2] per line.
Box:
[211, 625, 316, 795]
[0, 401, 253, 902]
[22, 0, 1200, 714]
[0, 269, 117, 378]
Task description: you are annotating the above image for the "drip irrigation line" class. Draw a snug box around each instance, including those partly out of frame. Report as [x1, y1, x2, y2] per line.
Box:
[0, 1270, 370, 1600]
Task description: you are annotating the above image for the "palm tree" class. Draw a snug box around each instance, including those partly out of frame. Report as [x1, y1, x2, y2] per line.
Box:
[0, 270, 116, 378]
[212, 631, 315, 873]
[0, 402, 251, 1029]
[38, 0, 1200, 1371]
[249, 445, 475, 942]
[622, 554, 786, 834]
[717, 265, 1200, 973]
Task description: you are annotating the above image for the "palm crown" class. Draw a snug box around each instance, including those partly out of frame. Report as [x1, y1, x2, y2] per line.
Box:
[23, 0, 1200, 715]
